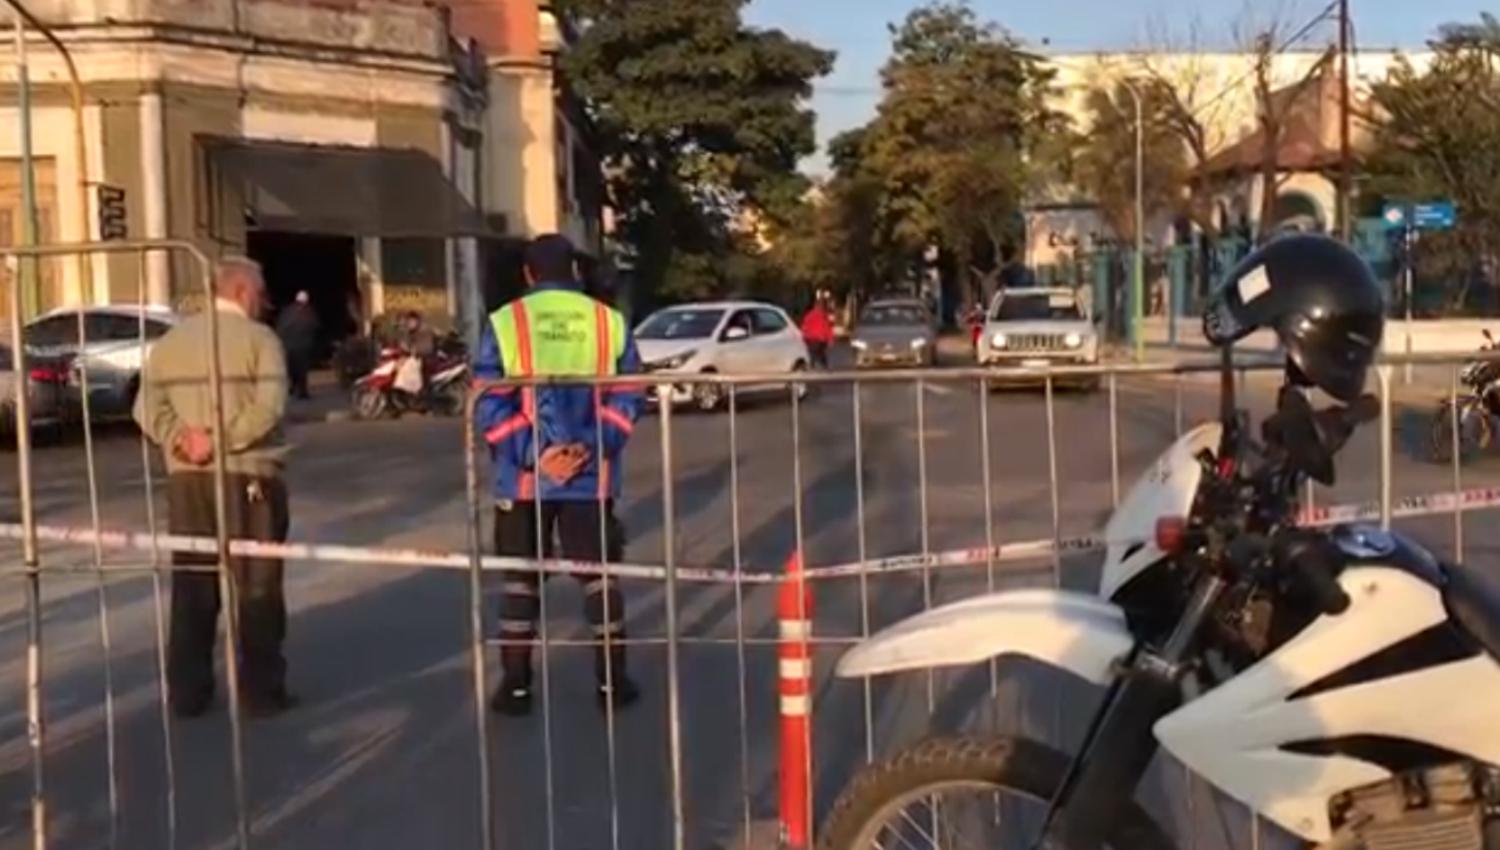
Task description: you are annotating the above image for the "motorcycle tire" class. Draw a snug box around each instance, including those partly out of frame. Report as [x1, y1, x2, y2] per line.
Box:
[353, 387, 391, 421]
[436, 380, 468, 417]
[817, 736, 1174, 850]
[1430, 402, 1490, 465]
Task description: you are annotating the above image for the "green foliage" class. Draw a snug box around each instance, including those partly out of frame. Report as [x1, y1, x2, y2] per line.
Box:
[1073, 82, 1192, 241]
[770, 175, 894, 301]
[561, 0, 833, 304]
[1365, 20, 1500, 310]
[813, 2, 1068, 303]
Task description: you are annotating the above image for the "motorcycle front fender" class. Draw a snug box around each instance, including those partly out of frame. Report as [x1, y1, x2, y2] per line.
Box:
[835, 589, 1135, 684]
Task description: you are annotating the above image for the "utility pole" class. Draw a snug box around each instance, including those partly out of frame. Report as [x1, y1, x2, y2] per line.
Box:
[1338, 0, 1352, 242]
[1120, 79, 1146, 361]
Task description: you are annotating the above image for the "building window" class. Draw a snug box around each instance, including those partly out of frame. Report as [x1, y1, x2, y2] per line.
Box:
[380, 238, 446, 288]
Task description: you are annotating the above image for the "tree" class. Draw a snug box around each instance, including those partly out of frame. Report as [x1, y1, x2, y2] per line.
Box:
[767, 174, 894, 305]
[1366, 19, 1500, 311]
[1073, 81, 1191, 244]
[1132, 21, 1236, 236]
[559, 0, 833, 305]
[837, 2, 1068, 306]
[1246, 32, 1333, 239]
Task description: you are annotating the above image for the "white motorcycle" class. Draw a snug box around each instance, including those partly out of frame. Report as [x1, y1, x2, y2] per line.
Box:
[820, 368, 1500, 849]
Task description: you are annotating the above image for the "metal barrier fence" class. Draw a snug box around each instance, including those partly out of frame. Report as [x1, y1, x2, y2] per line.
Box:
[2, 240, 1499, 850]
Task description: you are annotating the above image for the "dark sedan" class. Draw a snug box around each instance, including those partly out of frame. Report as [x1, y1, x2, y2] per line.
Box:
[851, 300, 936, 368]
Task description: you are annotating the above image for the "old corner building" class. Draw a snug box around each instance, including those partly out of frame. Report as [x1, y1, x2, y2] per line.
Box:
[0, 0, 599, 339]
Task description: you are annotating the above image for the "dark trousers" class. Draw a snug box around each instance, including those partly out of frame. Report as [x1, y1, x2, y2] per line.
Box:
[808, 341, 830, 369]
[495, 500, 627, 685]
[168, 472, 290, 706]
[286, 351, 311, 399]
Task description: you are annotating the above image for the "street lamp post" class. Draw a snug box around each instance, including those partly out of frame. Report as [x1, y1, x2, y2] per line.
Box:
[1119, 79, 1146, 362]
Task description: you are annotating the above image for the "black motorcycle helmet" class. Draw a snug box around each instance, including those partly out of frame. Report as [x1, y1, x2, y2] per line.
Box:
[1203, 234, 1385, 402]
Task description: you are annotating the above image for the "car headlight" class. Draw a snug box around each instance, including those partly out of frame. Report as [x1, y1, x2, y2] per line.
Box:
[910, 338, 927, 349]
[654, 350, 697, 370]
[851, 339, 868, 350]
[1064, 332, 1084, 349]
[991, 332, 1008, 349]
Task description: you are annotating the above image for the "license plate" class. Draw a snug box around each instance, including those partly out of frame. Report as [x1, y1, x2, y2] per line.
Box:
[1022, 358, 1049, 368]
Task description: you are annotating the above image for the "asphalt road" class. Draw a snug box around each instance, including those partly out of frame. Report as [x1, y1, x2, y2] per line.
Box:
[2, 354, 1499, 850]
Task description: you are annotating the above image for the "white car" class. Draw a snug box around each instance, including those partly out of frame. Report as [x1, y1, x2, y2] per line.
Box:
[978, 287, 1100, 388]
[635, 301, 810, 411]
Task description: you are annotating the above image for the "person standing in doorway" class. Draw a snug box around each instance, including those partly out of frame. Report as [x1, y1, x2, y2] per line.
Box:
[474, 234, 643, 717]
[276, 290, 320, 399]
[135, 257, 296, 718]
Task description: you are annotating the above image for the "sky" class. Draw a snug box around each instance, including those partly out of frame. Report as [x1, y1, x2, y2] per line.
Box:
[744, 0, 1493, 172]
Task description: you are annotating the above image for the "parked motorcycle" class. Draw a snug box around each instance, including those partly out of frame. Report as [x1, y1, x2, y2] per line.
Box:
[819, 243, 1500, 849]
[1430, 329, 1500, 464]
[351, 346, 468, 419]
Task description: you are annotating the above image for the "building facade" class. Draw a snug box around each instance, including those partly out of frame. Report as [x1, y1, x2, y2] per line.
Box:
[447, 0, 606, 329]
[0, 0, 488, 338]
[1039, 48, 1433, 253]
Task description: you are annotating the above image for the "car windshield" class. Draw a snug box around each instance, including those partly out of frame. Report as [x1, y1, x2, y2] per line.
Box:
[637, 308, 725, 340]
[861, 305, 926, 327]
[992, 293, 1083, 321]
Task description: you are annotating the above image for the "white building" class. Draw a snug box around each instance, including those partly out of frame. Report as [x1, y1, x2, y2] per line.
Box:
[1035, 48, 1434, 254]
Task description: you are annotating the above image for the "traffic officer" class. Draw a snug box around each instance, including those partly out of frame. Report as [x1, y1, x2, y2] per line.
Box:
[474, 234, 644, 717]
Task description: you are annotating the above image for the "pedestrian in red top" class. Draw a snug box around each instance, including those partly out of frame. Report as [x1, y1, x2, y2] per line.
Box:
[801, 291, 834, 369]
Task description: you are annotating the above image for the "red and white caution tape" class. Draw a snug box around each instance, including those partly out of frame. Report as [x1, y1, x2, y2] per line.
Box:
[0, 524, 762, 584]
[3, 484, 1499, 585]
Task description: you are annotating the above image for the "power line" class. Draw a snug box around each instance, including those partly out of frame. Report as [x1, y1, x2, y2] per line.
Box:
[1175, 0, 1340, 120]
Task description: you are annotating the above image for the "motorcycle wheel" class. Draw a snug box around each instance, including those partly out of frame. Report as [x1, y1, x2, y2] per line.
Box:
[1430, 402, 1491, 464]
[817, 737, 1173, 850]
[436, 380, 468, 417]
[353, 386, 391, 421]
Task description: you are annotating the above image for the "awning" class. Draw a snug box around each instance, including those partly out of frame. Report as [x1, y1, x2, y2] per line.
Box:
[207, 138, 490, 238]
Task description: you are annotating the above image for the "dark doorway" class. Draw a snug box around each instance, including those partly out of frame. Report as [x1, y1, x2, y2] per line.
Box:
[247, 232, 358, 360]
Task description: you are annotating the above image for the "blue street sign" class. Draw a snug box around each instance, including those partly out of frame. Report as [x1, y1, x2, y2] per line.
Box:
[1381, 200, 1457, 231]
[1412, 200, 1457, 230]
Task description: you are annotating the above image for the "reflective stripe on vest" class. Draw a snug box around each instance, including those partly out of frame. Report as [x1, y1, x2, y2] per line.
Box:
[490, 290, 630, 498]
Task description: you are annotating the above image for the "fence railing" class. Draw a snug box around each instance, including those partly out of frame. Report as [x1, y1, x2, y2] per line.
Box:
[3, 239, 1498, 850]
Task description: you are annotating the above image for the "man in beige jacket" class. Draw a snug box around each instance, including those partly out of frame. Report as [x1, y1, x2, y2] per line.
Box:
[135, 257, 295, 718]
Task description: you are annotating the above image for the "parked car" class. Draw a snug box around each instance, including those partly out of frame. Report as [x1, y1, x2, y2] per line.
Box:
[978, 287, 1100, 389]
[25, 305, 180, 422]
[0, 342, 69, 441]
[635, 301, 810, 411]
[851, 298, 936, 367]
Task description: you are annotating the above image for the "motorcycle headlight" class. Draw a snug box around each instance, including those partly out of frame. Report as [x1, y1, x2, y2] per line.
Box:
[1064, 332, 1085, 349]
[654, 350, 697, 370]
[851, 339, 868, 350]
[991, 332, 1008, 349]
[910, 338, 927, 349]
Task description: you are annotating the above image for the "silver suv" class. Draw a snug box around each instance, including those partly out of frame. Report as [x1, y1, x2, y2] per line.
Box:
[26, 305, 179, 421]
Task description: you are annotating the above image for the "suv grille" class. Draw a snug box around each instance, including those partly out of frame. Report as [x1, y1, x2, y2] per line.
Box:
[1007, 333, 1065, 352]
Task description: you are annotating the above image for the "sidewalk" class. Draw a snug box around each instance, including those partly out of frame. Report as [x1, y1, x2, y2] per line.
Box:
[286, 369, 352, 425]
